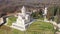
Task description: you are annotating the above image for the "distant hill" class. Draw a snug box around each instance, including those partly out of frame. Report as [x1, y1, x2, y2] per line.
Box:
[0, 0, 60, 9]
[0, 0, 60, 17]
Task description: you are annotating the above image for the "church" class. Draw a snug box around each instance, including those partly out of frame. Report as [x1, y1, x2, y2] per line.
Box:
[11, 6, 32, 31]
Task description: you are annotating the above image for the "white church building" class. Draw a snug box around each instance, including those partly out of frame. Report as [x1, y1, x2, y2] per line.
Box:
[11, 6, 32, 31]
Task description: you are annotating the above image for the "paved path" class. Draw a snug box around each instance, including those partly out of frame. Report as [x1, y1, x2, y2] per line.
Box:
[56, 32, 60, 34]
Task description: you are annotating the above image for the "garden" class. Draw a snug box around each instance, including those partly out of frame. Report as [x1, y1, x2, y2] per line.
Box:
[0, 20, 54, 34]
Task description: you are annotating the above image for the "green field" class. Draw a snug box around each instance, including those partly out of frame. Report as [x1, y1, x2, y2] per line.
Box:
[7, 16, 17, 26]
[0, 19, 55, 34]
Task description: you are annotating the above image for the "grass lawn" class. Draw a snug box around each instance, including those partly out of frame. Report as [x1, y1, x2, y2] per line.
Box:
[0, 19, 55, 34]
[26, 21, 54, 34]
[7, 16, 17, 26]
